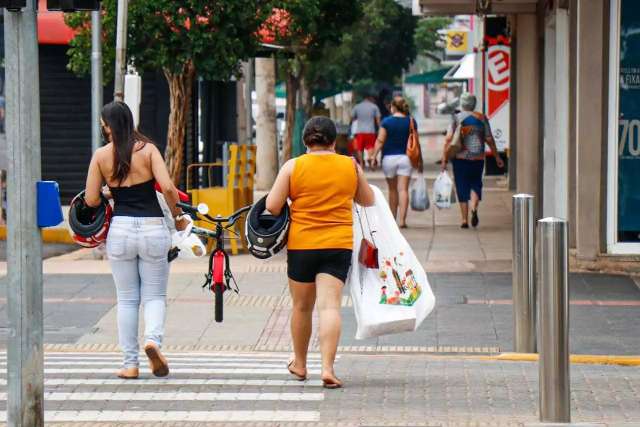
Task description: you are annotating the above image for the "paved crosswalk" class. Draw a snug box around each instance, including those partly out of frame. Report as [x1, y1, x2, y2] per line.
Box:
[0, 351, 330, 423]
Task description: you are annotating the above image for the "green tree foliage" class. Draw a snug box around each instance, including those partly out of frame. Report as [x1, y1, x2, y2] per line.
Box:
[414, 17, 452, 61]
[266, 0, 362, 159]
[65, 1, 268, 182]
[309, 0, 417, 89]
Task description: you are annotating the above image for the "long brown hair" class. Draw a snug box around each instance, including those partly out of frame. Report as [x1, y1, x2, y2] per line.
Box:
[101, 101, 152, 184]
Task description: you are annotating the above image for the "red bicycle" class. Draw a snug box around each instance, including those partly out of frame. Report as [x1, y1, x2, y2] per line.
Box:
[176, 201, 251, 322]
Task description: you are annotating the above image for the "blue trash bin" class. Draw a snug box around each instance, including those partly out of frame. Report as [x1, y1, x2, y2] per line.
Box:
[37, 181, 63, 228]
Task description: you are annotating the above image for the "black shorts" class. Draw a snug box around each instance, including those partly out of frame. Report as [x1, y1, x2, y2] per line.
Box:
[287, 249, 353, 283]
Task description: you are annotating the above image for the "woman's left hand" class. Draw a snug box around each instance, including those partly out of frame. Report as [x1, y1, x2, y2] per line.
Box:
[175, 216, 191, 232]
[101, 186, 112, 200]
[496, 157, 505, 169]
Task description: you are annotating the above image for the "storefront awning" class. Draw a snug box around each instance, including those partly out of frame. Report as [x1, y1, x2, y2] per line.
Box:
[444, 53, 475, 80]
[275, 82, 353, 101]
[37, 0, 76, 45]
[404, 68, 448, 85]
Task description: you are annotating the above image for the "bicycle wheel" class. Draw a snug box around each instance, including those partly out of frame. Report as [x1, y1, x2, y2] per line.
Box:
[214, 285, 224, 322]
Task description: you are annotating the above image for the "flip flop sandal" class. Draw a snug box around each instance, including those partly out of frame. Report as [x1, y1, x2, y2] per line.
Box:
[287, 360, 307, 381]
[322, 377, 343, 389]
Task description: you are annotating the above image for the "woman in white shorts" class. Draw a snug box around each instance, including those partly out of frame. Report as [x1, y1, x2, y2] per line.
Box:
[372, 96, 423, 228]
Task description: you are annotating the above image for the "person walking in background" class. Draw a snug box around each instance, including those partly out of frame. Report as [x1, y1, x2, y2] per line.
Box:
[377, 88, 392, 119]
[266, 117, 375, 389]
[372, 96, 422, 229]
[351, 94, 381, 169]
[84, 101, 189, 379]
[441, 93, 504, 229]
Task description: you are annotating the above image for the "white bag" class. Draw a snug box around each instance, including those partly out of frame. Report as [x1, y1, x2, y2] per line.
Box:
[156, 191, 177, 232]
[433, 171, 453, 209]
[348, 185, 435, 340]
[410, 173, 430, 211]
[174, 228, 207, 259]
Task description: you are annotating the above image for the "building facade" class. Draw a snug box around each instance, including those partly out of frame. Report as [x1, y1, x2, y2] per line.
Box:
[415, 0, 640, 265]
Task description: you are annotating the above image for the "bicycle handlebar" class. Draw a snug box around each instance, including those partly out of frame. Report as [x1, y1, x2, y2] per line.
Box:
[177, 202, 251, 228]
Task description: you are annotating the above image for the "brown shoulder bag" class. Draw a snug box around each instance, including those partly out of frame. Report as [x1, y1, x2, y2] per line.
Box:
[406, 116, 421, 168]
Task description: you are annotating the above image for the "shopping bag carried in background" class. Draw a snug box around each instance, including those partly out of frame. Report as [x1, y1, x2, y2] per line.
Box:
[410, 173, 430, 211]
[433, 171, 453, 209]
[347, 185, 435, 340]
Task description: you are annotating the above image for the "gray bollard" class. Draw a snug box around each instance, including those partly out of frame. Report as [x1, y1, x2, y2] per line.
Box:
[512, 194, 536, 353]
[537, 217, 570, 423]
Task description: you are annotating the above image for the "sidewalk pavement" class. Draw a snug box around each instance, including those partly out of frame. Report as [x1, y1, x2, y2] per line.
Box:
[0, 160, 640, 355]
[0, 351, 639, 426]
[1, 172, 638, 355]
[1, 144, 640, 424]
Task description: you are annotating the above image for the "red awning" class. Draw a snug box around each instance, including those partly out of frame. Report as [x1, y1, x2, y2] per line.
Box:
[37, 0, 76, 45]
[37, 3, 289, 46]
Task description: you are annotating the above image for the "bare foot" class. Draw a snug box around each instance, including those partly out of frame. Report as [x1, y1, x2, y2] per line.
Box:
[144, 342, 169, 377]
[287, 359, 307, 381]
[116, 367, 139, 379]
[321, 371, 343, 389]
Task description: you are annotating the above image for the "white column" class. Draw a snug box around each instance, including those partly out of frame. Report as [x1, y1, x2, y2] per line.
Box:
[542, 9, 570, 219]
[255, 57, 278, 190]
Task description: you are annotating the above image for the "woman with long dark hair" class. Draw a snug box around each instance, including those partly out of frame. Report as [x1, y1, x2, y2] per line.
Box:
[266, 117, 375, 389]
[84, 101, 188, 379]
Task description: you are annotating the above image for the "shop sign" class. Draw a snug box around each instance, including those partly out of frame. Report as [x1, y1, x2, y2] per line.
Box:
[485, 45, 510, 152]
[446, 30, 468, 55]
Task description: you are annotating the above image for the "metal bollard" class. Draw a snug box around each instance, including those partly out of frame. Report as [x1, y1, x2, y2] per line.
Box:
[537, 217, 570, 423]
[512, 194, 536, 353]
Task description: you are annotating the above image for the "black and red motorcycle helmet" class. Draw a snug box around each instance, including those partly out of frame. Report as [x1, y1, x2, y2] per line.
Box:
[68, 191, 112, 248]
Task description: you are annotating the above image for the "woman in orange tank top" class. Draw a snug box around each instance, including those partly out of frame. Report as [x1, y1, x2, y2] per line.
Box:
[266, 117, 374, 389]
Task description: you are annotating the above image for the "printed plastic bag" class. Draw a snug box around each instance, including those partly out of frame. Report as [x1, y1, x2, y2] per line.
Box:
[347, 185, 435, 340]
[433, 171, 453, 209]
[410, 173, 430, 211]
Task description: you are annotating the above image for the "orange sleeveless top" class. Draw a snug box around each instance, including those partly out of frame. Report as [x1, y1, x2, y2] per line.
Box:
[288, 153, 358, 250]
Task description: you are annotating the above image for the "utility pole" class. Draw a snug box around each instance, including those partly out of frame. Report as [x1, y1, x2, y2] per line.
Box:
[91, 10, 103, 152]
[113, 0, 128, 101]
[4, 0, 45, 425]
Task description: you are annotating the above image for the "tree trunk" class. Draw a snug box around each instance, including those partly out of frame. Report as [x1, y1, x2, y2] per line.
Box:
[164, 61, 196, 184]
[255, 57, 278, 190]
[284, 72, 299, 162]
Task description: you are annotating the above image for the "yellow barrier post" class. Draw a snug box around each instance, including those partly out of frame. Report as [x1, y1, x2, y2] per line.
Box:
[186, 144, 243, 255]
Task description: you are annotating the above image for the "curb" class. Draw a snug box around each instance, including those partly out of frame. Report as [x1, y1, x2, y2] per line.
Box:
[491, 352, 640, 366]
[0, 225, 74, 244]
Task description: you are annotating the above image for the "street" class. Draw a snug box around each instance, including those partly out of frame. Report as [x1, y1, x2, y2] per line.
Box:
[0, 241, 76, 262]
[0, 351, 638, 425]
[0, 171, 639, 425]
[0, 0, 639, 424]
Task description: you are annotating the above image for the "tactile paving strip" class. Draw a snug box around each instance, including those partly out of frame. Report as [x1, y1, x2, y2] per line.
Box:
[39, 343, 501, 355]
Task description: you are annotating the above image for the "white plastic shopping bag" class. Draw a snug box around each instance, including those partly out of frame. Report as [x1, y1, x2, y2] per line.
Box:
[433, 171, 453, 209]
[347, 185, 435, 339]
[156, 191, 177, 232]
[410, 173, 430, 211]
[157, 191, 206, 259]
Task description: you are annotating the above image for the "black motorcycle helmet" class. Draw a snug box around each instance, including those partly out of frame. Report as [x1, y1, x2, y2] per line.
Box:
[245, 195, 290, 259]
[68, 191, 113, 247]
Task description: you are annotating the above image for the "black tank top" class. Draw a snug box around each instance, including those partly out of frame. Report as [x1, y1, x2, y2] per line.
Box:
[110, 179, 164, 218]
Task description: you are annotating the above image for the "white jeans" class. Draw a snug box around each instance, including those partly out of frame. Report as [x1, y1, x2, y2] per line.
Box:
[382, 154, 413, 178]
[107, 216, 171, 368]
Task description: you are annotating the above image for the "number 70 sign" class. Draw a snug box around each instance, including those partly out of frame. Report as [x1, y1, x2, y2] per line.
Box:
[619, 119, 640, 156]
